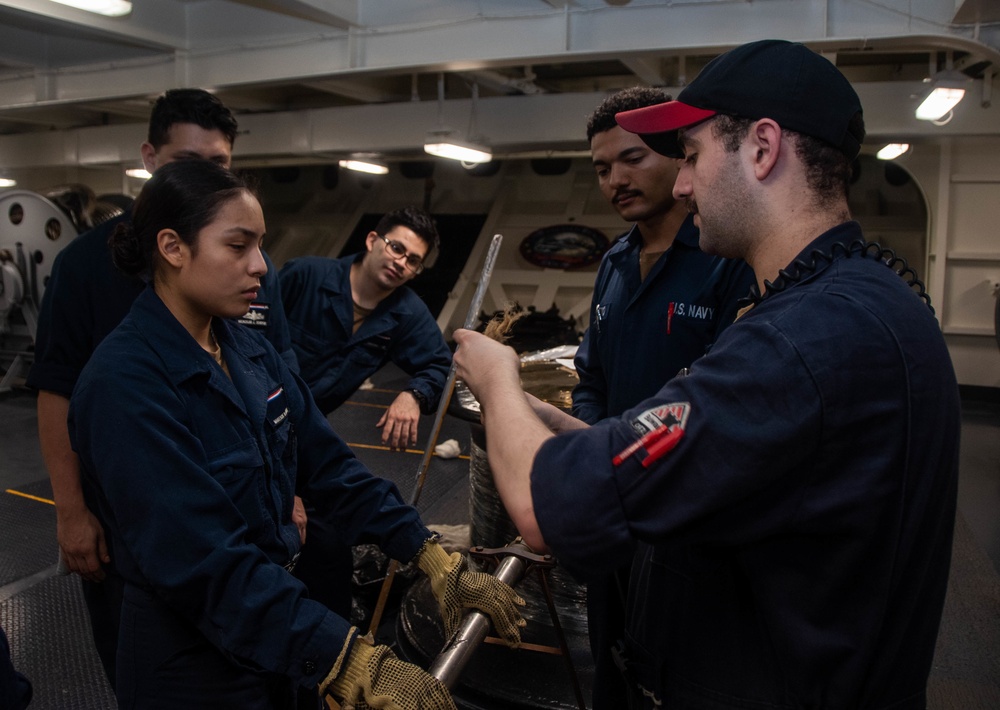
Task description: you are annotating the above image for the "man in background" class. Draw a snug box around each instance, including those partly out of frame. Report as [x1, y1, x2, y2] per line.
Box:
[576, 87, 755, 708]
[279, 205, 451, 616]
[280, 205, 451, 450]
[575, 86, 754, 422]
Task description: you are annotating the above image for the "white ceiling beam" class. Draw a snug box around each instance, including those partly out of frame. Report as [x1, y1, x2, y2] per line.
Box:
[0, 0, 186, 51]
[0, 1, 996, 112]
[953, 0, 1000, 24]
[301, 78, 401, 103]
[3, 83, 999, 169]
[228, 0, 359, 29]
[461, 69, 544, 95]
[621, 57, 664, 86]
[77, 98, 159, 120]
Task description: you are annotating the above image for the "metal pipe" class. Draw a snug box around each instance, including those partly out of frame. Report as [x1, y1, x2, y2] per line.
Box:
[366, 234, 504, 636]
[407, 232, 503, 509]
[429, 543, 531, 688]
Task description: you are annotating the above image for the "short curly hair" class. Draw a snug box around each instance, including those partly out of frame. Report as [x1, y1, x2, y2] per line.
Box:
[710, 114, 860, 204]
[586, 87, 673, 143]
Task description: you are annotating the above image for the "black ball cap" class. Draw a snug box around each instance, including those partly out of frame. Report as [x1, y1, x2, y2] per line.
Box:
[616, 39, 865, 159]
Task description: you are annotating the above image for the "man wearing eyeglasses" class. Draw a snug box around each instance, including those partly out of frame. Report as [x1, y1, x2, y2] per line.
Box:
[280, 205, 451, 451]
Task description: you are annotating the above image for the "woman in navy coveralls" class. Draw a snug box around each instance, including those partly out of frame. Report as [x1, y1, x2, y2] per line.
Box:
[68, 161, 523, 709]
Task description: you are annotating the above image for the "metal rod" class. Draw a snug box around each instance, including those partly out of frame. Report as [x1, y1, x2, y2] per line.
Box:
[429, 542, 531, 687]
[367, 234, 503, 636]
[408, 233, 503, 509]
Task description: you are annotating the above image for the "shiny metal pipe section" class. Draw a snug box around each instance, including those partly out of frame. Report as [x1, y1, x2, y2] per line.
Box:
[469, 435, 588, 632]
[407, 232, 502, 508]
[428, 543, 530, 688]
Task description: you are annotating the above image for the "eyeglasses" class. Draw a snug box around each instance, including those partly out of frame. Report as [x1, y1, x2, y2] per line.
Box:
[378, 235, 426, 274]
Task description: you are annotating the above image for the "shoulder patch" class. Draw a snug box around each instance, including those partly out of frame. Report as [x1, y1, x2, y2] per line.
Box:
[614, 402, 690, 468]
[632, 402, 689, 434]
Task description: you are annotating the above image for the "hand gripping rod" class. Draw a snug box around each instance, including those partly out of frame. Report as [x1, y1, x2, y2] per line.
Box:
[428, 540, 535, 687]
[431, 541, 587, 710]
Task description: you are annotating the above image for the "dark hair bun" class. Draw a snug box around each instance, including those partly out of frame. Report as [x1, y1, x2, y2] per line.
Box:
[108, 220, 145, 277]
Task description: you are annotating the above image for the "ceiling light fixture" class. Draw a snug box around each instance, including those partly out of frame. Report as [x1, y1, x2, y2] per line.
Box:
[423, 74, 492, 164]
[0, 178, 16, 188]
[50, 0, 133, 17]
[915, 69, 970, 122]
[339, 156, 388, 175]
[424, 132, 492, 164]
[876, 143, 910, 160]
[125, 168, 151, 180]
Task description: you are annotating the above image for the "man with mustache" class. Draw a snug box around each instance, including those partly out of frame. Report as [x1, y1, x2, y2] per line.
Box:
[575, 88, 754, 708]
[575, 87, 754, 426]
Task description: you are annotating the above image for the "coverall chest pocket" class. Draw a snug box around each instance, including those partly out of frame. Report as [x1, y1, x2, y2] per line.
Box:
[206, 437, 273, 542]
[348, 335, 390, 369]
[266, 419, 295, 465]
[594, 301, 612, 338]
[287, 324, 327, 376]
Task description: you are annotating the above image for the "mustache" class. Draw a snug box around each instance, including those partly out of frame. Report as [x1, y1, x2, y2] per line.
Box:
[685, 199, 699, 215]
[612, 189, 641, 204]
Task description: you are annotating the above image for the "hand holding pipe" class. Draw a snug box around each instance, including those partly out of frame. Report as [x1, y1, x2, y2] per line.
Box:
[428, 540, 541, 688]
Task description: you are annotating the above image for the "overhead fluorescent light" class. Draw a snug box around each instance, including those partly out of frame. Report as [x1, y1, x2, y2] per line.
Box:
[876, 143, 910, 160]
[0, 178, 16, 188]
[915, 70, 970, 121]
[125, 168, 151, 180]
[916, 88, 965, 121]
[424, 133, 492, 164]
[50, 0, 133, 17]
[339, 157, 388, 175]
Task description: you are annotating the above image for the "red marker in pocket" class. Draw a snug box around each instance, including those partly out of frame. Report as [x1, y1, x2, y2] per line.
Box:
[667, 302, 675, 334]
[613, 423, 667, 466]
[613, 423, 684, 467]
[640, 427, 684, 468]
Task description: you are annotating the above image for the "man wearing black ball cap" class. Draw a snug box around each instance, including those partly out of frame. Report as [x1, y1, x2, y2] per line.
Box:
[452, 39, 960, 709]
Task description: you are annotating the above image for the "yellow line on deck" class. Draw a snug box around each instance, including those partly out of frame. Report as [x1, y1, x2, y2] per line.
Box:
[2, 438, 468, 509]
[5, 489, 55, 505]
[343, 401, 389, 409]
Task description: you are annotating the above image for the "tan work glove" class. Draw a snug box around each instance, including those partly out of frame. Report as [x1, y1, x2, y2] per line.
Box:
[416, 537, 526, 647]
[321, 634, 455, 710]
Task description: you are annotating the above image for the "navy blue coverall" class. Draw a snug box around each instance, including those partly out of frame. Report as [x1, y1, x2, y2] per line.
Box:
[279, 254, 451, 416]
[26, 212, 295, 688]
[68, 288, 431, 708]
[572, 215, 755, 423]
[572, 215, 754, 708]
[278, 252, 451, 616]
[0, 625, 31, 710]
[535, 222, 960, 709]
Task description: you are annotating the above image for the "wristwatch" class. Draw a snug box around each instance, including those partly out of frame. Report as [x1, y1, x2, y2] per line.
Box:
[408, 389, 428, 408]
